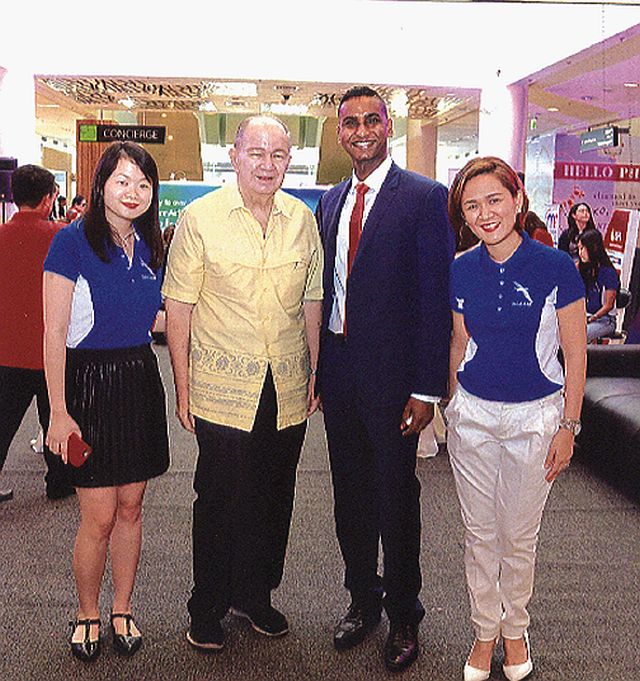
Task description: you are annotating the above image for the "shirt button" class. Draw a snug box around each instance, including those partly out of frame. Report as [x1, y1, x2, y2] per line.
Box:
[498, 294, 503, 299]
[500, 267, 505, 274]
[131, 278, 135, 282]
[497, 306, 502, 311]
[500, 281, 505, 286]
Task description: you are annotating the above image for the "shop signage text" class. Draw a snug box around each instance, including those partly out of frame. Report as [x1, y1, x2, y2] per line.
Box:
[554, 161, 640, 183]
[79, 124, 166, 144]
[579, 126, 618, 152]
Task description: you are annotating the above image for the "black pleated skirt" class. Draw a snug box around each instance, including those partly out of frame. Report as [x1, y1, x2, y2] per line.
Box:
[65, 344, 170, 488]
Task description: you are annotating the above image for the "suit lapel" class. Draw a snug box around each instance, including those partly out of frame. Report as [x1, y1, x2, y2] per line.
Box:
[352, 163, 401, 269]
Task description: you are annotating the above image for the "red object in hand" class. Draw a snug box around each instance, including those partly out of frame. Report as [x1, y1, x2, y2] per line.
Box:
[67, 432, 92, 468]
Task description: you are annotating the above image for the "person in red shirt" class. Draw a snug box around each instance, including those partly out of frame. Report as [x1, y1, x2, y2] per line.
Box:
[523, 210, 554, 248]
[64, 194, 87, 223]
[0, 164, 73, 502]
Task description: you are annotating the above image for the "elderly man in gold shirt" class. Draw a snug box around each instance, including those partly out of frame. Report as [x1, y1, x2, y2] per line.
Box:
[163, 115, 323, 652]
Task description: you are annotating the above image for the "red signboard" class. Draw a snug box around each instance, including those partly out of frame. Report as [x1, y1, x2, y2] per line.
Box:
[554, 162, 640, 182]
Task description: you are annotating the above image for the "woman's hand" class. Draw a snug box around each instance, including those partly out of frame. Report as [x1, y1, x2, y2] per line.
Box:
[544, 428, 575, 482]
[46, 411, 82, 464]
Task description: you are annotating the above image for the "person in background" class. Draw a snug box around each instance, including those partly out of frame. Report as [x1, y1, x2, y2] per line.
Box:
[557, 202, 597, 261]
[43, 141, 169, 662]
[163, 115, 322, 653]
[446, 156, 586, 681]
[316, 86, 454, 673]
[523, 211, 553, 247]
[56, 195, 67, 221]
[65, 195, 87, 223]
[0, 165, 73, 503]
[577, 229, 620, 343]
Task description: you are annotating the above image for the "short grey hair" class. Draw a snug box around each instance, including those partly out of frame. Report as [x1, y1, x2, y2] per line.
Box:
[234, 115, 291, 148]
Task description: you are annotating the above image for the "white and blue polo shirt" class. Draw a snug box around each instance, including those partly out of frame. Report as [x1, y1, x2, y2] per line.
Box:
[450, 233, 584, 403]
[44, 220, 163, 349]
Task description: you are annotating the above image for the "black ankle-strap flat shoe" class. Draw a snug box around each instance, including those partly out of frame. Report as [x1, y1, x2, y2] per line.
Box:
[110, 612, 143, 656]
[70, 618, 101, 662]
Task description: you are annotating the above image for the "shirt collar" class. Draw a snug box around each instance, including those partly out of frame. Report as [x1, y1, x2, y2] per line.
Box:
[350, 155, 393, 194]
[479, 231, 532, 271]
[226, 182, 292, 220]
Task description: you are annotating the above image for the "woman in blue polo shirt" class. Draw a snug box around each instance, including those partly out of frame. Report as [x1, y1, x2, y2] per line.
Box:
[446, 157, 586, 681]
[43, 142, 169, 662]
[577, 229, 619, 342]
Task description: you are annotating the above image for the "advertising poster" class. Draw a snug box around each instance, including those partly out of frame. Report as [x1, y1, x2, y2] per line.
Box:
[159, 182, 325, 231]
[552, 133, 640, 235]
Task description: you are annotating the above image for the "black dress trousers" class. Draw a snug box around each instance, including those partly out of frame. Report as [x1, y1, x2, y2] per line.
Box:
[188, 366, 306, 624]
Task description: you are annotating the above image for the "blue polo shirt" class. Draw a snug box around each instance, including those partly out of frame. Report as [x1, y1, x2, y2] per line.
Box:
[44, 220, 163, 349]
[450, 233, 584, 403]
[585, 266, 618, 316]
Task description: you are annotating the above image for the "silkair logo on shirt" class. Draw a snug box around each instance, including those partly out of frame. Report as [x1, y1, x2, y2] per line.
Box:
[512, 281, 533, 307]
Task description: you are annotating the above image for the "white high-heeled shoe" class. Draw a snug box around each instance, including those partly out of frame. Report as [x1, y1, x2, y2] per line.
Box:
[503, 630, 533, 681]
[463, 638, 496, 681]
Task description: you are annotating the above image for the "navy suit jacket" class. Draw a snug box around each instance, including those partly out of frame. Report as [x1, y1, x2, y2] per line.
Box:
[316, 162, 455, 406]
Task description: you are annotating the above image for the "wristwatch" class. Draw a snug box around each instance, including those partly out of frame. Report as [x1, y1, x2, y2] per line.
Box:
[558, 417, 582, 436]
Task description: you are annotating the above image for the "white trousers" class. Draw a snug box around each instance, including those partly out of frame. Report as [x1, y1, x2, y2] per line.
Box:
[446, 385, 563, 640]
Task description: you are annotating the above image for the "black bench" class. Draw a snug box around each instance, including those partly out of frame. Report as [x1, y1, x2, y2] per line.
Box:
[577, 345, 640, 503]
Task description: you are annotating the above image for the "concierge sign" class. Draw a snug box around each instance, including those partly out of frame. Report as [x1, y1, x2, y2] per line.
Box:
[79, 124, 166, 144]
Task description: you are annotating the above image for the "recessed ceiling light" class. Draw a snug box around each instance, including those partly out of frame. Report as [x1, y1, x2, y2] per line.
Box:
[624, 82, 639, 88]
[204, 82, 257, 97]
[261, 102, 309, 116]
[547, 107, 560, 112]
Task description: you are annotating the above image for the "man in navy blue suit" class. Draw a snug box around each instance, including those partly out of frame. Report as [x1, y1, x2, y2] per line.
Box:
[316, 86, 454, 672]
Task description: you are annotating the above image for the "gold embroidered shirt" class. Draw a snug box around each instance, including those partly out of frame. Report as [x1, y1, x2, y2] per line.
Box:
[162, 184, 323, 431]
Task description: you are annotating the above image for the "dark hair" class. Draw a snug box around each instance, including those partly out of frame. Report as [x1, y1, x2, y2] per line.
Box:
[523, 211, 548, 238]
[338, 86, 388, 118]
[577, 229, 615, 290]
[10, 165, 56, 208]
[71, 195, 86, 207]
[448, 156, 529, 248]
[83, 142, 163, 270]
[566, 202, 597, 242]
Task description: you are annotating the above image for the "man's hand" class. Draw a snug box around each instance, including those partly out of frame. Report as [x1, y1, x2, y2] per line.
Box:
[400, 398, 435, 437]
[307, 375, 321, 416]
[176, 400, 195, 433]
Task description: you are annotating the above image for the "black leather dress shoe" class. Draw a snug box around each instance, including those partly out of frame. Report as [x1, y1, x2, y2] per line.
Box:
[333, 602, 381, 651]
[384, 622, 419, 673]
[110, 613, 142, 656]
[70, 618, 101, 662]
[0, 488, 13, 503]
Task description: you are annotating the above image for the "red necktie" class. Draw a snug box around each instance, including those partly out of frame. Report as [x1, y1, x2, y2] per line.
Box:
[344, 182, 369, 333]
[348, 183, 369, 275]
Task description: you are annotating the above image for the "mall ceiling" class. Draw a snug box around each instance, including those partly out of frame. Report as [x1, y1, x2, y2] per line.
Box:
[34, 22, 640, 151]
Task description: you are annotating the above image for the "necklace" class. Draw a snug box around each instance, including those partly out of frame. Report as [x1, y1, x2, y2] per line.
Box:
[110, 227, 135, 249]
